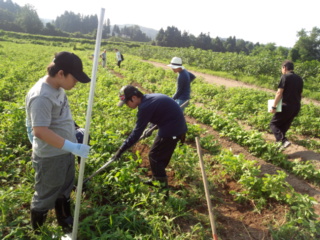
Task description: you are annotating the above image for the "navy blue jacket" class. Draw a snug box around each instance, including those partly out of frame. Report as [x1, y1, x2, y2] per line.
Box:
[172, 69, 196, 100]
[120, 94, 187, 151]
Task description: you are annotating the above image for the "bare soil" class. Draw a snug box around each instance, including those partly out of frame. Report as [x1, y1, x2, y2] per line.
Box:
[110, 61, 320, 239]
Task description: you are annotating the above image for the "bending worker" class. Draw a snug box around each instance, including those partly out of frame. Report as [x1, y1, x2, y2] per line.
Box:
[112, 85, 187, 198]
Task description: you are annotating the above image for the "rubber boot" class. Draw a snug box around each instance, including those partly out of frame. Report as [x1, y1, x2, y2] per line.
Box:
[31, 209, 48, 234]
[55, 197, 73, 233]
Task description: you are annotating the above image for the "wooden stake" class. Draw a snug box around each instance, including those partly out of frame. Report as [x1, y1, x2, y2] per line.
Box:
[195, 137, 218, 240]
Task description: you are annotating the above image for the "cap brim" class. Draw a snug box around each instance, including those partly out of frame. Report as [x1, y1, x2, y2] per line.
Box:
[167, 64, 184, 69]
[72, 72, 91, 83]
[117, 100, 125, 107]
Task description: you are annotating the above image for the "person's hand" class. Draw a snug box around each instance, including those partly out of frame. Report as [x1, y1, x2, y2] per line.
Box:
[111, 148, 124, 161]
[269, 108, 276, 113]
[62, 140, 90, 158]
[142, 127, 154, 138]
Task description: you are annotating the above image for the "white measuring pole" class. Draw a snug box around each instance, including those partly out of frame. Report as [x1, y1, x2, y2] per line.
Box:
[71, 8, 105, 240]
[195, 137, 218, 240]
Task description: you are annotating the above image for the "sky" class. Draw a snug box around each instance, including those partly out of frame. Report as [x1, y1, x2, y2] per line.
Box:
[10, 0, 320, 48]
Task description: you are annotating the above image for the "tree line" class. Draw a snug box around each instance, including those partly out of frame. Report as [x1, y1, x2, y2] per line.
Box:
[1, 0, 320, 62]
[0, 0, 150, 42]
[156, 26, 320, 62]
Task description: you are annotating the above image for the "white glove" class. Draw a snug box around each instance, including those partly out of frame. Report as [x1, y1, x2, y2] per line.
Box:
[62, 140, 90, 158]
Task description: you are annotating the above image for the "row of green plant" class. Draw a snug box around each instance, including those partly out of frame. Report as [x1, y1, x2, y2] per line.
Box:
[192, 82, 320, 138]
[114, 55, 320, 168]
[1, 39, 319, 239]
[0, 43, 218, 238]
[189, 105, 320, 185]
[115, 54, 320, 139]
[96, 91, 320, 240]
[2, 30, 320, 101]
[214, 150, 320, 239]
[125, 45, 320, 101]
[176, 123, 320, 239]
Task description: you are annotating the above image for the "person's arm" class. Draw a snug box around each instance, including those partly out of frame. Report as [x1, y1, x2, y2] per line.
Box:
[33, 126, 90, 158]
[270, 88, 283, 113]
[172, 75, 185, 100]
[189, 72, 196, 82]
[33, 126, 65, 148]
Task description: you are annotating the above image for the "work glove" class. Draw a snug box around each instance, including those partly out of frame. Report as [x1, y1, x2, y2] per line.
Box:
[142, 128, 154, 138]
[141, 124, 158, 139]
[111, 147, 125, 161]
[62, 140, 90, 158]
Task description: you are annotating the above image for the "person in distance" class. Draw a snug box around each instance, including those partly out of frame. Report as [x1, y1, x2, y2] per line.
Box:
[114, 48, 123, 68]
[269, 60, 303, 149]
[112, 85, 187, 199]
[25, 51, 91, 234]
[100, 49, 107, 68]
[167, 57, 196, 112]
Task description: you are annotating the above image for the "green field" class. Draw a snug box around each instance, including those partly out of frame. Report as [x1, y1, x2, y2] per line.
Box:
[1, 33, 320, 239]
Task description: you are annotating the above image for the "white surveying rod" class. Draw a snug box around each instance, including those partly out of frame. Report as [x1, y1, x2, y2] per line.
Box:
[71, 8, 105, 240]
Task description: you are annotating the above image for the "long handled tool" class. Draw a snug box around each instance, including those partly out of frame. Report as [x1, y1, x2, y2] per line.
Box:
[195, 137, 218, 240]
[83, 99, 190, 184]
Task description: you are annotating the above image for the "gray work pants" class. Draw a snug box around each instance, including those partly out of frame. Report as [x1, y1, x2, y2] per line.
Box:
[31, 153, 75, 211]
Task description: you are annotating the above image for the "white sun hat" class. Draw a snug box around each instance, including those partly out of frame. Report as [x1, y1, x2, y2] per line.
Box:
[167, 57, 185, 69]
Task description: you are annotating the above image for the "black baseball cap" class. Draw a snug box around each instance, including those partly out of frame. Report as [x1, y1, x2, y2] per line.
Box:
[117, 85, 140, 107]
[53, 51, 91, 83]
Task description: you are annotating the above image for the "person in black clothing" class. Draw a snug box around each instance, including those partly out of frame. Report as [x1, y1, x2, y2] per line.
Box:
[269, 60, 303, 149]
[112, 85, 187, 197]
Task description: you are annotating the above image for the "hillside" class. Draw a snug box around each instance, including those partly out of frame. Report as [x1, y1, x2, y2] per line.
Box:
[113, 24, 158, 39]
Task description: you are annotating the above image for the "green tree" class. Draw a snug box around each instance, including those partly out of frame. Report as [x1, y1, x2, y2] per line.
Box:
[164, 26, 182, 47]
[112, 24, 120, 36]
[194, 32, 212, 50]
[236, 39, 248, 54]
[15, 4, 43, 34]
[81, 15, 98, 35]
[292, 27, 320, 61]
[156, 28, 166, 46]
[54, 11, 82, 33]
[212, 37, 225, 52]
[224, 36, 236, 52]
[181, 31, 191, 48]
[102, 18, 111, 38]
[0, 0, 20, 14]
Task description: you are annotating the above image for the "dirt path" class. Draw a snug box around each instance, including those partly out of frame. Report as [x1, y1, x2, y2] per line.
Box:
[144, 60, 320, 162]
[138, 61, 320, 217]
[143, 60, 320, 107]
[110, 65, 320, 238]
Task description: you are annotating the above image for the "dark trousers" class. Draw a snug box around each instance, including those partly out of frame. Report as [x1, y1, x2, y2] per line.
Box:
[117, 60, 122, 67]
[148, 135, 181, 178]
[270, 105, 300, 142]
